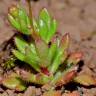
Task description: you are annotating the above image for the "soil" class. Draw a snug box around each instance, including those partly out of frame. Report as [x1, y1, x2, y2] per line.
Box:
[0, 0, 96, 96]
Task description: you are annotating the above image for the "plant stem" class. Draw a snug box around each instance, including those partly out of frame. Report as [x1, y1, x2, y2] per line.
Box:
[26, 0, 38, 40]
[26, 0, 33, 27]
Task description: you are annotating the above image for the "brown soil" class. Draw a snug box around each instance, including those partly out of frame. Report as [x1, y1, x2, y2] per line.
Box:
[0, 0, 96, 95]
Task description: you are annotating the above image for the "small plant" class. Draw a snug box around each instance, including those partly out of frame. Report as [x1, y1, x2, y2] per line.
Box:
[8, 4, 81, 86]
[1, 0, 96, 94]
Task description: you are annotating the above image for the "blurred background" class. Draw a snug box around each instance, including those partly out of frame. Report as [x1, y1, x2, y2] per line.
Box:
[0, 0, 96, 63]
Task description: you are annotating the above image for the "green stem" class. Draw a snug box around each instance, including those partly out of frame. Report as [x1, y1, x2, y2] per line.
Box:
[26, 0, 38, 41]
[26, 0, 33, 27]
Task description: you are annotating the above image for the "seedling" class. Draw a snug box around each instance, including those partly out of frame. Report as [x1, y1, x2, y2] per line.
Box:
[1, 0, 96, 93]
[8, 4, 79, 86]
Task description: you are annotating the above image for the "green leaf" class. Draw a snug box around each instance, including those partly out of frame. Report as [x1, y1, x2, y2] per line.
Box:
[18, 8, 31, 35]
[3, 77, 26, 91]
[40, 8, 51, 26]
[61, 51, 67, 64]
[49, 50, 63, 73]
[25, 46, 40, 72]
[38, 19, 48, 41]
[39, 8, 57, 43]
[49, 34, 69, 70]
[25, 46, 40, 63]
[47, 19, 57, 43]
[35, 38, 49, 67]
[30, 43, 37, 55]
[39, 8, 51, 43]
[15, 36, 28, 54]
[8, 14, 20, 30]
[2, 73, 26, 91]
[49, 34, 70, 72]
[50, 71, 62, 86]
[8, 6, 31, 35]
[47, 43, 57, 66]
[12, 50, 25, 61]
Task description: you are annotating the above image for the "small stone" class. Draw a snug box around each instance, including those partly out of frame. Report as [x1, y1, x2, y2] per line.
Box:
[62, 91, 80, 96]
[23, 86, 36, 96]
[36, 88, 42, 96]
[6, 89, 15, 96]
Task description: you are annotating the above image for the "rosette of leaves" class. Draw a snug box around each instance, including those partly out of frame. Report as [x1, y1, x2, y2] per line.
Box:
[6, 5, 96, 91]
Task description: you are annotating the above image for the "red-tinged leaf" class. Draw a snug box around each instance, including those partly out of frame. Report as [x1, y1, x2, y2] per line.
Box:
[35, 38, 49, 67]
[56, 70, 77, 87]
[74, 74, 96, 86]
[31, 28, 40, 41]
[68, 52, 83, 65]
[19, 69, 51, 85]
[51, 35, 58, 44]
[18, 69, 36, 83]
[51, 32, 61, 41]
[41, 67, 50, 76]
[61, 51, 68, 64]
[59, 33, 70, 51]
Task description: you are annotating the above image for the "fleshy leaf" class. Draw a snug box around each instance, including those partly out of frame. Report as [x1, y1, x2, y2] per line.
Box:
[8, 5, 31, 35]
[59, 33, 69, 51]
[49, 34, 69, 72]
[2, 73, 26, 91]
[47, 43, 57, 66]
[56, 70, 77, 86]
[8, 5, 19, 18]
[25, 46, 40, 72]
[49, 33, 70, 73]
[74, 74, 96, 86]
[30, 43, 37, 55]
[61, 51, 67, 64]
[8, 14, 20, 30]
[50, 71, 62, 86]
[39, 8, 51, 26]
[12, 50, 25, 61]
[49, 50, 63, 73]
[38, 19, 48, 41]
[35, 38, 49, 67]
[47, 19, 57, 43]
[19, 70, 51, 85]
[67, 52, 83, 65]
[18, 8, 31, 35]
[39, 8, 57, 43]
[15, 36, 28, 54]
